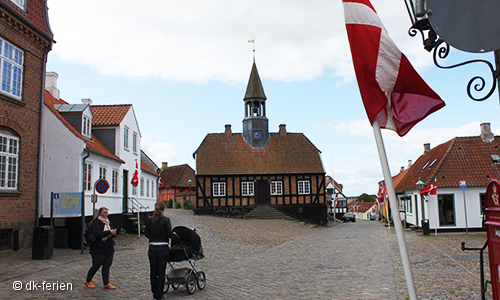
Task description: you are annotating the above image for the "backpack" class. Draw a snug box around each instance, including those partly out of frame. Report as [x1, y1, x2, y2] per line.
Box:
[84, 221, 97, 244]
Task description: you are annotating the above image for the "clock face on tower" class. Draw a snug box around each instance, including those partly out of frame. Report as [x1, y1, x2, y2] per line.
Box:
[253, 130, 262, 139]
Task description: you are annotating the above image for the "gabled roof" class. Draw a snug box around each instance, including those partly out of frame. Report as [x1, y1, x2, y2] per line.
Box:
[194, 132, 324, 175]
[91, 104, 132, 127]
[44, 90, 124, 163]
[351, 201, 375, 213]
[160, 164, 195, 188]
[395, 136, 500, 191]
[141, 159, 158, 176]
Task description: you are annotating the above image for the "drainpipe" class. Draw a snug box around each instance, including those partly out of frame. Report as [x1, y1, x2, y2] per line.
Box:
[81, 150, 90, 254]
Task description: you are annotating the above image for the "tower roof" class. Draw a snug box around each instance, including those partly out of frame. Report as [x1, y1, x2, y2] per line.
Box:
[244, 62, 267, 100]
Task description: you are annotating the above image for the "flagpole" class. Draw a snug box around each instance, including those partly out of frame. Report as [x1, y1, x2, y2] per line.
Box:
[372, 117, 418, 300]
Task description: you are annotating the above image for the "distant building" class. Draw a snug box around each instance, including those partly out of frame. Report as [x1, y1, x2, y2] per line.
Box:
[158, 163, 195, 206]
[193, 61, 326, 224]
[0, 0, 53, 250]
[392, 123, 500, 231]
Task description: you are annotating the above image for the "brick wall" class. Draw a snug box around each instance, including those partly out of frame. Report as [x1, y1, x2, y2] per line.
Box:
[0, 1, 52, 249]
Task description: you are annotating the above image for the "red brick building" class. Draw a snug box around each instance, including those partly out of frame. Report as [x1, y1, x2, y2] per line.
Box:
[0, 0, 53, 250]
[193, 61, 326, 224]
[158, 163, 195, 206]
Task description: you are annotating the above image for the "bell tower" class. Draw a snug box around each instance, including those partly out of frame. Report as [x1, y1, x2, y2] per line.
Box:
[242, 61, 270, 148]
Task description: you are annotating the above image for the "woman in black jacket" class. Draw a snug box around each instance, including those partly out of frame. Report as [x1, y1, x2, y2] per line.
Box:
[145, 202, 176, 300]
[83, 207, 117, 290]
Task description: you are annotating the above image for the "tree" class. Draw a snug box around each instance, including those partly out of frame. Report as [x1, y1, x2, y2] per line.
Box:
[357, 193, 375, 203]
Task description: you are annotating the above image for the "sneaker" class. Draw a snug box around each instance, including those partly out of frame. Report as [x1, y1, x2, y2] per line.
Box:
[83, 281, 95, 289]
[102, 283, 116, 290]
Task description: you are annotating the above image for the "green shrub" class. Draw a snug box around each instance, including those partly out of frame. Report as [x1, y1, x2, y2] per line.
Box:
[183, 199, 192, 209]
[174, 201, 181, 209]
[166, 199, 173, 208]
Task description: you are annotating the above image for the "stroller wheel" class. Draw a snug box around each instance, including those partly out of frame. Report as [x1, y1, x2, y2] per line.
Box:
[171, 283, 180, 290]
[186, 274, 196, 294]
[163, 281, 169, 294]
[196, 271, 206, 290]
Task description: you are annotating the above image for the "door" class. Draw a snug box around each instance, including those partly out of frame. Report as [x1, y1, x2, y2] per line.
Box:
[122, 170, 128, 213]
[256, 180, 269, 205]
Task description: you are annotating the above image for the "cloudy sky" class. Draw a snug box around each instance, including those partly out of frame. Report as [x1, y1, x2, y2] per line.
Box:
[45, 0, 500, 196]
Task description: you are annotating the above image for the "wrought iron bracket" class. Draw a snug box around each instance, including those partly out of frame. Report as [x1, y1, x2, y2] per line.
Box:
[409, 20, 500, 102]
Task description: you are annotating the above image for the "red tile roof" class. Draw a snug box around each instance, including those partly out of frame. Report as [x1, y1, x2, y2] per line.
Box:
[141, 159, 157, 176]
[194, 132, 324, 175]
[1, 0, 53, 37]
[395, 136, 500, 191]
[91, 104, 131, 127]
[44, 90, 124, 163]
[160, 164, 195, 188]
[351, 201, 375, 213]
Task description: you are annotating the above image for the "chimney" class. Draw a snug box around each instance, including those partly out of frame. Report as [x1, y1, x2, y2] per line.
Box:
[225, 124, 232, 136]
[279, 124, 286, 136]
[162, 162, 168, 169]
[45, 71, 60, 99]
[423, 143, 431, 154]
[408, 160, 412, 168]
[82, 98, 93, 105]
[400, 166, 405, 173]
[480, 122, 494, 143]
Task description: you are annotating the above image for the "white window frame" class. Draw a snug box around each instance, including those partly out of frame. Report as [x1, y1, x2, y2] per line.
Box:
[0, 133, 18, 189]
[9, 0, 26, 10]
[0, 38, 23, 99]
[124, 126, 129, 150]
[84, 162, 93, 191]
[213, 182, 226, 196]
[99, 165, 107, 180]
[132, 131, 138, 153]
[242, 181, 254, 196]
[140, 177, 144, 196]
[298, 180, 310, 195]
[112, 169, 119, 193]
[146, 178, 150, 197]
[270, 181, 283, 195]
[82, 115, 91, 138]
[132, 184, 137, 196]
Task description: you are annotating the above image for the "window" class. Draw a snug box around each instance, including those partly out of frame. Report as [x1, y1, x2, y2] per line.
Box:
[140, 177, 144, 196]
[0, 38, 23, 98]
[124, 126, 129, 150]
[82, 116, 91, 138]
[147, 179, 150, 197]
[152, 181, 156, 198]
[99, 165, 107, 180]
[132, 184, 137, 196]
[270, 181, 283, 195]
[438, 194, 455, 226]
[9, 0, 26, 10]
[242, 182, 254, 196]
[133, 132, 137, 153]
[0, 133, 18, 189]
[298, 180, 310, 194]
[112, 169, 118, 193]
[480, 193, 486, 215]
[213, 182, 226, 196]
[84, 163, 92, 191]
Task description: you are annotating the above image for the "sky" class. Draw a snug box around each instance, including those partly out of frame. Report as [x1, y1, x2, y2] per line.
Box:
[44, 0, 500, 197]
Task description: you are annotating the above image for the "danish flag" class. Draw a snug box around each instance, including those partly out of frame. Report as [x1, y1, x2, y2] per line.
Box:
[131, 160, 139, 187]
[420, 181, 437, 195]
[343, 0, 445, 137]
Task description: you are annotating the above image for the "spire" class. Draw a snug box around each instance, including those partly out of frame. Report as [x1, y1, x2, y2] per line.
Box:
[244, 62, 267, 101]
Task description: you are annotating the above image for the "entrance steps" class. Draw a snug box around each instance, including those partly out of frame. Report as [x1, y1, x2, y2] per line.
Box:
[245, 205, 296, 221]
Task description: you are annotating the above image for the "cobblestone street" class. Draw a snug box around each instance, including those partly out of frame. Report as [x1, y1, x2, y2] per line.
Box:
[0, 209, 492, 299]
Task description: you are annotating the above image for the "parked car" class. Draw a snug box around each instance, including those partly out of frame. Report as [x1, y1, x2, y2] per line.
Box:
[342, 212, 356, 222]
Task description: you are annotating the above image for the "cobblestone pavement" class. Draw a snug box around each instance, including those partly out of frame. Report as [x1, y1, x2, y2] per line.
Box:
[0, 209, 492, 299]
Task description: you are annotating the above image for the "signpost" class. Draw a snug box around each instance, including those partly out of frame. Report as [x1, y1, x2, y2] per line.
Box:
[460, 181, 468, 234]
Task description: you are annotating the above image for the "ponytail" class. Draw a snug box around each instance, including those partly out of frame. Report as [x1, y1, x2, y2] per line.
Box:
[153, 202, 165, 223]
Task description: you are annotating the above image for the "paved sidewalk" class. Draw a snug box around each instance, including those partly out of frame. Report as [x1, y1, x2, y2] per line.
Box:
[0, 209, 492, 299]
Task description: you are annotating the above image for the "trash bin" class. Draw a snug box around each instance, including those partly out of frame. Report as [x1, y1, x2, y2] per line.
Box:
[32, 226, 54, 259]
[422, 219, 430, 236]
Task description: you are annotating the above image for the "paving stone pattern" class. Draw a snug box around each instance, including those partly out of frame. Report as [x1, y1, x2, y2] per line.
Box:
[0, 209, 493, 299]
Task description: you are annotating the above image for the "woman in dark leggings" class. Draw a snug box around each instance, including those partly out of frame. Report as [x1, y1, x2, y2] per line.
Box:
[145, 202, 176, 300]
[83, 207, 117, 290]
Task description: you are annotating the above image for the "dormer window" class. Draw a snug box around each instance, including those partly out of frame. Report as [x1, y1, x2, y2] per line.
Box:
[9, 0, 25, 11]
[82, 115, 91, 138]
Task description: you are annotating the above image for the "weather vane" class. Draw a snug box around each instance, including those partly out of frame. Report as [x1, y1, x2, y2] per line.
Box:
[248, 38, 255, 60]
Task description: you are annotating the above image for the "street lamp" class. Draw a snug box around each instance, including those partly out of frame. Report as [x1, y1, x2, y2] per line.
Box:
[188, 179, 192, 208]
[415, 178, 429, 235]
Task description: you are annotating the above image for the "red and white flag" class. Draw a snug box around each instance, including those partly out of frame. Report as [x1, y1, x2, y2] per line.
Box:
[343, 0, 445, 137]
[420, 181, 437, 195]
[131, 160, 139, 187]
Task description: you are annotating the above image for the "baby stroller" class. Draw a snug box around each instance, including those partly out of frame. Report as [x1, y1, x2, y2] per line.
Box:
[163, 226, 206, 295]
